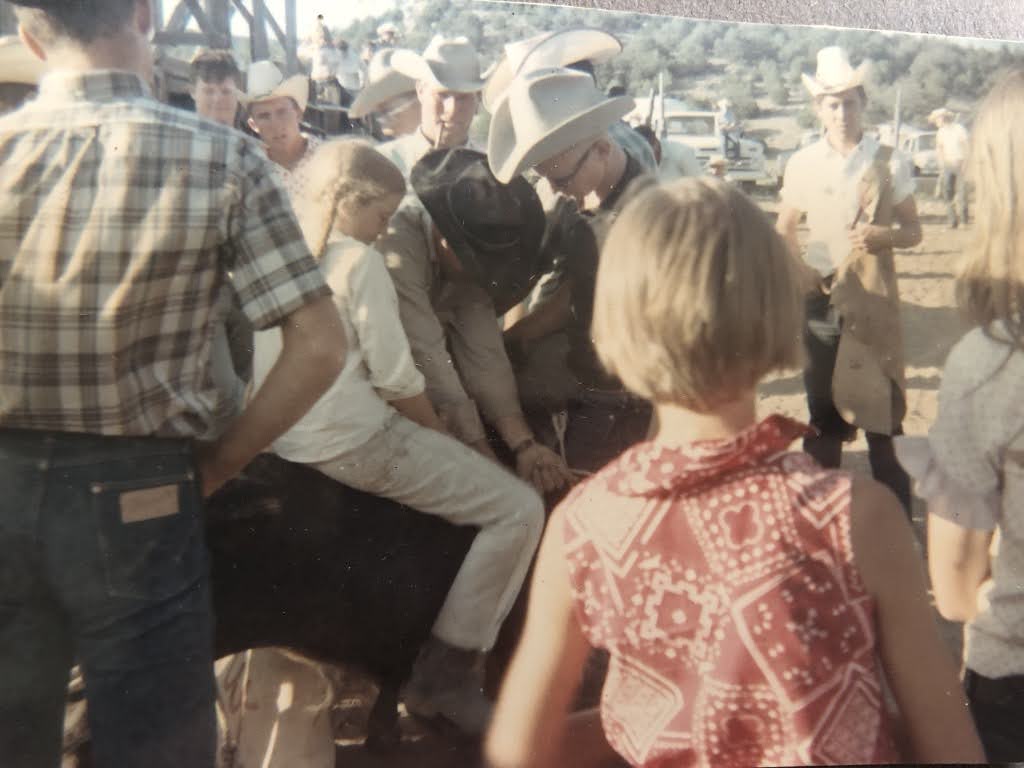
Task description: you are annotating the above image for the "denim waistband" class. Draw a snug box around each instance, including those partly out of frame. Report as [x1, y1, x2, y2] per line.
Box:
[965, 668, 1024, 700]
[0, 427, 193, 464]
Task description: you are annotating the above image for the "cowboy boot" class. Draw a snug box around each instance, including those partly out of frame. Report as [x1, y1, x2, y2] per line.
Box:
[403, 635, 493, 735]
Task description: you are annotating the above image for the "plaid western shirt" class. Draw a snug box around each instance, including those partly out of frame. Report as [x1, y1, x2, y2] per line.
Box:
[0, 71, 331, 438]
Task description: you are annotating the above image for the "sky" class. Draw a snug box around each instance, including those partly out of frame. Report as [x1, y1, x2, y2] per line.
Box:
[228, 0, 400, 39]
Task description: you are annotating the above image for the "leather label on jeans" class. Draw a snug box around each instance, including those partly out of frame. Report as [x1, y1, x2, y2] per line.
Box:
[119, 484, 180, 524]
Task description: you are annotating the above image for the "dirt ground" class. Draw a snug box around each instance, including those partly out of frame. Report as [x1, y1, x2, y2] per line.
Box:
[317, 191, 972, 767]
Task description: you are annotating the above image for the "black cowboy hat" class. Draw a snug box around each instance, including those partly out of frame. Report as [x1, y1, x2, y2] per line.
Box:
[411, 148, 547, 314]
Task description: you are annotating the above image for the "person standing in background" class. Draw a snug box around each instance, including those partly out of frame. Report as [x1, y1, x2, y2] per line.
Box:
[931, 106, 970, 229]
[0, 2, 345, 766]
[776, 46, 922, 515]
[189, 48, 243, 128]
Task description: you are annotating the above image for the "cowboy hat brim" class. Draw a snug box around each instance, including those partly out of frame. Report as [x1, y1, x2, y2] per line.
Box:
[411, 149, 547, 314]
[349, 70, 416, 118]
[801, 61, 870, 97]
[390, 49, 485, 93]
[482, 29, 622, 112]
[488, 93, 634, 184]
[243, 73, 309, 114]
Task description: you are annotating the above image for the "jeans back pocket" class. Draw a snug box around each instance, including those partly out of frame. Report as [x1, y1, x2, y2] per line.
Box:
[92, 468, 204, 602]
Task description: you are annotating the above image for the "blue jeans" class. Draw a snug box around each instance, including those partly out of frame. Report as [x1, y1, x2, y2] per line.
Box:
[0, 429, 216, 768]
[940, 166, 969, 227]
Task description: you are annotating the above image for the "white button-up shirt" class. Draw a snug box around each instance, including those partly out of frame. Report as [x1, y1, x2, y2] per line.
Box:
[252, 236, 425, 463]
[781, 134, 915, 276]
[936, 122, 969, 167]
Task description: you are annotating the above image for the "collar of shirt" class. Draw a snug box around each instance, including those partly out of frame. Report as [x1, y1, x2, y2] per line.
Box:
[812, 132, 878, 169]
[599, 151, 644, 213]
[37, 69, 151, 104]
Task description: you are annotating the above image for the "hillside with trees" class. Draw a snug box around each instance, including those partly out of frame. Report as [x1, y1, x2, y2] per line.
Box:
[336, 0, 1024, 129]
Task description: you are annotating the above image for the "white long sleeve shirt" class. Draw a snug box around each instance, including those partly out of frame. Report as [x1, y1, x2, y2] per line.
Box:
[252, 235, 425, 463]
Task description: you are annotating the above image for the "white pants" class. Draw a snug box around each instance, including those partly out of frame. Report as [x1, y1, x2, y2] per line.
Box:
[215, 415, 543, 767]
[311, 413, 545, 651]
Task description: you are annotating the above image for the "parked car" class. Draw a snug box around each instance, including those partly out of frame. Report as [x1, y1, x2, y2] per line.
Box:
[899, 130, 939, 176]
[660, 110, 770, 189]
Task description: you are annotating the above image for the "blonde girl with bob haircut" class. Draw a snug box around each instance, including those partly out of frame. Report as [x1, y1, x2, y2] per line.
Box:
[250, 139, 545, 734]
[900, 68, 1024, 763]
[486, 178, 983, 768]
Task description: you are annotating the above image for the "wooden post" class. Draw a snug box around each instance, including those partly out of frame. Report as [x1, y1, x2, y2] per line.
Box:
[204, 0, 232, 49]
[249, 0, 270, 62]
[284, 0, 298, 74]
[165, 1, 192, 33]
[152, 0, 165, 35]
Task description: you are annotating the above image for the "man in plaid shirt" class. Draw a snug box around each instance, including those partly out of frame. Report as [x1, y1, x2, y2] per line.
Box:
[0, 2, 346, 766]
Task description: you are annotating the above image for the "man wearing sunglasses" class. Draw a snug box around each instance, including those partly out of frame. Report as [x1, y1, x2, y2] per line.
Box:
[487, 67, 654, 473]
[349, 47, 421, 141]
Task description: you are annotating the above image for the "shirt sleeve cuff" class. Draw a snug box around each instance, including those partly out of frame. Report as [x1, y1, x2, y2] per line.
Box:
[895, 436, 1000, 530]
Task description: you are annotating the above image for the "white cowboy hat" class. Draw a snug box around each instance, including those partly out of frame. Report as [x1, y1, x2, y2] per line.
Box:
[377, 22, 399, 37]
[487, 66, 634, 184]
[391, 36, 485, 93]
[928, 106, 956, 124]
[0, 35, 45, 86]
[244, 60, 309, 113]
[801, 46, 870, 97]
[482, 28, 621, 112]
[716, 98, 732, 109]
[350, 48, 417, 118]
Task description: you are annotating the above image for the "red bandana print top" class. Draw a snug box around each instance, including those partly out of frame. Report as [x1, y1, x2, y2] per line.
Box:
[560, 416, 900, 767]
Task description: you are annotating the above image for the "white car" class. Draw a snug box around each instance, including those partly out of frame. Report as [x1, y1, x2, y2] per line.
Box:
[661, 110, 769, 188]
[899, 131, 940, 176]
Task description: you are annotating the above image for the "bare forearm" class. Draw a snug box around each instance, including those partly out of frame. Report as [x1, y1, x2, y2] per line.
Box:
[503, 301, 527, 331]
[931, 572, 985, 623]
[199, 298, 345, 494]
[492, 412, 533, 452]
[504, 282, 572, 345]
[927, 509, 992, 623]
[389, 391, 447, 434]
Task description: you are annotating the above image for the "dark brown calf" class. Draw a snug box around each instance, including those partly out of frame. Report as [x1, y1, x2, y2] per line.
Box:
[206, 453, 477, 747]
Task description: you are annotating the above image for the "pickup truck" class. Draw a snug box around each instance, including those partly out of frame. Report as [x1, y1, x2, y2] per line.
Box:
[661, 110, 770, 188]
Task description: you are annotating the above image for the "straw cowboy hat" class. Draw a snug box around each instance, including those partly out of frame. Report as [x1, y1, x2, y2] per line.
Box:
[244, 60, 309, 113]
[391, 36, 485, 93]
[487, 66, 634, 184]
[0, 36, 45, 86]
[411, 148, 546, 314]
[928, 106, 956, 124]
[482, 28, 621, 111]
[349, 48, 416, 118]
[801, 46, 870, 97]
